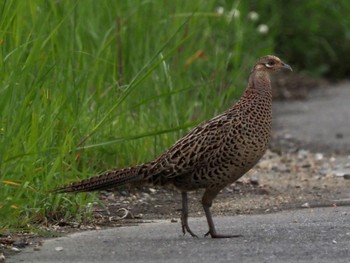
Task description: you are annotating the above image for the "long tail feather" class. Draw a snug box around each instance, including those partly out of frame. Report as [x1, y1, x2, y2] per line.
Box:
[55, 165, 146, 193]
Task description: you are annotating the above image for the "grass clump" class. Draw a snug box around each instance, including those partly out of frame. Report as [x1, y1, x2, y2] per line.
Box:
[255, 0, 350, 78]
[0, 0, 274, 231]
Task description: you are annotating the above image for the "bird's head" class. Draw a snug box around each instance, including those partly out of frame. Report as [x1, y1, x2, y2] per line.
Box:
[254, 55, 292, 72]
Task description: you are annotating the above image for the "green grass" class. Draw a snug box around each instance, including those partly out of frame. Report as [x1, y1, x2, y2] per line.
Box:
[255, 0, 350, 78]
[0, 0, 274, 232]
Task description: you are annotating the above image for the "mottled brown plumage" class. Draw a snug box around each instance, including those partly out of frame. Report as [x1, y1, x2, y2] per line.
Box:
[56, 55, 292, 238]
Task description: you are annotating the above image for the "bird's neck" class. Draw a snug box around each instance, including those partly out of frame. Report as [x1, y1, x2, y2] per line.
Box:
[247, 70, 271, 94]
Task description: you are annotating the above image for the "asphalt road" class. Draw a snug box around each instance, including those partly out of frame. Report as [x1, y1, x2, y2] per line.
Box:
[273, 81, 350, 153]
[9, 207, 350, 263]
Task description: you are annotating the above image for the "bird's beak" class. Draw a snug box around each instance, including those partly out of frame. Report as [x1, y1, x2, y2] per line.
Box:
[281, 62, 293, 71]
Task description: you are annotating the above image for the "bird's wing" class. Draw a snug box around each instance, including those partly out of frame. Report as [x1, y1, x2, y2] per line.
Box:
[147, 109, 241, 178]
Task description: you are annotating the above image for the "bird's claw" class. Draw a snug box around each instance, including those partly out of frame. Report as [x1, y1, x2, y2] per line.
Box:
[181, 217, 198, 237]
[204, 230, 243, 238]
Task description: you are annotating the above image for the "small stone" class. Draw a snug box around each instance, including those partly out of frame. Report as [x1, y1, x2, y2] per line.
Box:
[334, 169, 350, 177]
[332, 239, 337, 244]
[141, 193, 151, 200]
[258, 186, 270, 195]
[301, 202, 310, 208]
[11, 247, 21, 252]
[249, 177, 259, 186]
[297, 149, 309, 159]
[106, 194, 116, 201]
[257, 159, 271, 170]
[315, 153, 324, 161]
[149, 188, 157, 193]
[225, 187, 233, 193]
[13, 239, 27, 248]
[134, 213, 143, 219]
[119, 190, 129, 196]
[301, 163, 311, 168]
[335, 133, 343, 139]
[318, 168, 328, 176]
[277, 164, 290, 173]
[283, 133, 293, 139]
[0, 253, 5, 263]
[55, 246, 64, 251]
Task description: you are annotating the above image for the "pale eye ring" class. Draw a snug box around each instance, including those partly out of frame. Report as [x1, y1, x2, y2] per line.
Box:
[265, 61, 275, 68]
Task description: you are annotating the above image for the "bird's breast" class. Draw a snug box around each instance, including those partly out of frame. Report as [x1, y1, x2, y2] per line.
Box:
[224, 97, 272, 167]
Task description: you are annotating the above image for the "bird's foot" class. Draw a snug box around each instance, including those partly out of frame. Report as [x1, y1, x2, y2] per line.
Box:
[181, 218, 198, 238]
[204, 230, 243, 239]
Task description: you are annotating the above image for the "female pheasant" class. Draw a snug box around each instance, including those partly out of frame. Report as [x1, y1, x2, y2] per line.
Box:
[56, 55, 292, 238]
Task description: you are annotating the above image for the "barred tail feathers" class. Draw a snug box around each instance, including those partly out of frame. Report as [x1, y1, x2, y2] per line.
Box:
[55, 165, 147, 193]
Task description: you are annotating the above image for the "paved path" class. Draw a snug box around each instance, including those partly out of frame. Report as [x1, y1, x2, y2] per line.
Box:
[273, 81, 350, 153]
[9, 207, 350, 263]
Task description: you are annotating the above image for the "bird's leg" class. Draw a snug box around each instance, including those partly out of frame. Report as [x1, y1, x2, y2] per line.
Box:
[202, 189, 242, 238]
[181, 192, 198, 238]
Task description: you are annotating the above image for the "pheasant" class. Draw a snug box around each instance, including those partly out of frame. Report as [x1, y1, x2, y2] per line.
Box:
[56, 55, 292, 238]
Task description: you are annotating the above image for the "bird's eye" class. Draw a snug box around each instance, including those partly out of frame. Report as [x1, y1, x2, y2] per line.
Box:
[265, 61, 275, 68]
